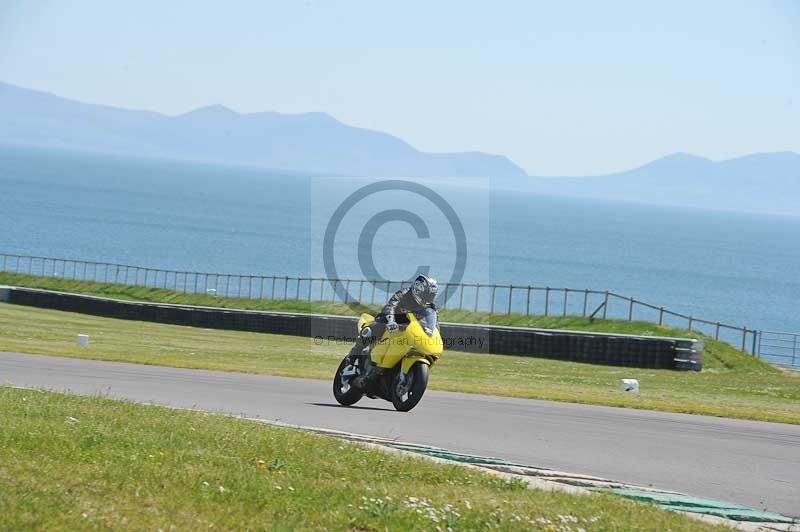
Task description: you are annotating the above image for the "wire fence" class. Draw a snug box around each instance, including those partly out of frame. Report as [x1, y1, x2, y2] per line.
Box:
[0, 252, 764, 356]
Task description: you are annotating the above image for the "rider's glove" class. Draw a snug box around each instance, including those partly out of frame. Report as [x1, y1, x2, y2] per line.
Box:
[386, 320, 399, 333]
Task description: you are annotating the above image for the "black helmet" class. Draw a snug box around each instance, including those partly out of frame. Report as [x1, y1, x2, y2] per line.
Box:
[411, 274, 438, 305]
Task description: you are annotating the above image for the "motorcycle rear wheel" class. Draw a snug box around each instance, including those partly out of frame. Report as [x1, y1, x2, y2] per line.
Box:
[333, 357, 363, 406]
[391, 362, 429, 412]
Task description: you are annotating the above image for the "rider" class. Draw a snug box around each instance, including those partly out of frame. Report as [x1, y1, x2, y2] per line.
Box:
[349, 273, 438, 358]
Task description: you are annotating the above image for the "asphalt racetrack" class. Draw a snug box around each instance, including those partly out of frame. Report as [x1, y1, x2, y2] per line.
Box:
[2, 351, 798, 517]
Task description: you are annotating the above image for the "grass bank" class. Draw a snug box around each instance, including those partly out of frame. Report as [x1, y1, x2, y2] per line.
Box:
[0, 386, 725, 530]
[1, 302, 797, 424]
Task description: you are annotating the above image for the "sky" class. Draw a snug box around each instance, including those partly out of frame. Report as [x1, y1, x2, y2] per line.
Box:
[1, 0, 798, 175]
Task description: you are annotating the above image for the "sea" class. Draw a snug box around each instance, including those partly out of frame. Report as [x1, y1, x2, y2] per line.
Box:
[2, 145, 799, 351]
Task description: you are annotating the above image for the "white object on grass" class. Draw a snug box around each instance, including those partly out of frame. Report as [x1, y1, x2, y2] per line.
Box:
[620, 379, 639, 393]
[206, 288, 217, 296]
[76, 334, 90, 347]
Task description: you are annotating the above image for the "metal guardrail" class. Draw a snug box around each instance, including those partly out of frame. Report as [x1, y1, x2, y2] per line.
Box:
[756, 330, 799, 368]
[0, 252, 761, 354]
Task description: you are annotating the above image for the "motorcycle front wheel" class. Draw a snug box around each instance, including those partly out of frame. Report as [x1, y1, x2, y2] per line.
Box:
[333, 357, 363, 406]
[391, 362, 429, 412]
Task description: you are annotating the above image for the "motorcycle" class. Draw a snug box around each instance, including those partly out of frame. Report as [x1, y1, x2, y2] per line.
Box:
[333, 307, 443, 412]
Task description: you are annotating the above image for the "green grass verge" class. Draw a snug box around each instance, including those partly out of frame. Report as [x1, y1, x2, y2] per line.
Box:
[0, 386, 725, 530]
[1, 301, 798, 424]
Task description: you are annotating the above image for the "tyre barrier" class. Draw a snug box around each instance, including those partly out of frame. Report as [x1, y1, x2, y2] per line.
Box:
[0, 286, 702, 370]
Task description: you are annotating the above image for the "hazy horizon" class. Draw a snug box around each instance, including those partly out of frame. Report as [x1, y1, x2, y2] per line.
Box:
[2, 79, 798, 179]
[6, 78, 800, 170]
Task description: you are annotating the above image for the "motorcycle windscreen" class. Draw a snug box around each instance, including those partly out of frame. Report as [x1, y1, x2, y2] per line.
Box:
[415, 307, 438, 337]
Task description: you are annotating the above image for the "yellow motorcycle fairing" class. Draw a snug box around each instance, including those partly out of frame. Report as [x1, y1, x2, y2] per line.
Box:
[400, 352, 430, 375]
[368, 312, 443, 373]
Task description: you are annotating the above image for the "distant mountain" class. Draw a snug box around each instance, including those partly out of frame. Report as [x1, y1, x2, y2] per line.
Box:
[0, 81, 526, 178]
[2, 81, 798, 216]
[520, 151, 800, 217]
